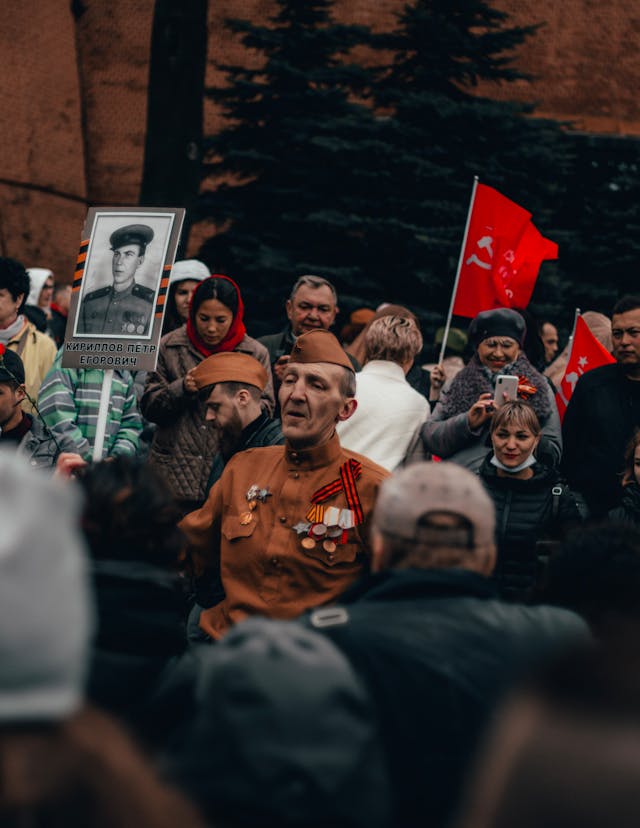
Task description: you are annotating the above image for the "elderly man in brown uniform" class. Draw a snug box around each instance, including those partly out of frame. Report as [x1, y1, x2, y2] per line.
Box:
[180, 329, 389, 641]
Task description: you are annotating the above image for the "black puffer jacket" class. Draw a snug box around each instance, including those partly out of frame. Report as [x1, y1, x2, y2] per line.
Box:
[609, 483, 640, 527]
[479, 455, 583, 601]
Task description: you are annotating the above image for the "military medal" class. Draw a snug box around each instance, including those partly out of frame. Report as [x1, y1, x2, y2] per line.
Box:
[246, 484, 271, 503]
[311, 523, 327, 538]
[293, 459, 364, 552]
[243, 484, 271, 518]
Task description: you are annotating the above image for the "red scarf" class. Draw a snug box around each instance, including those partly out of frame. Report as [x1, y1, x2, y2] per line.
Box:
[186, 274, 247, 357]
[50, 302, 68, 318]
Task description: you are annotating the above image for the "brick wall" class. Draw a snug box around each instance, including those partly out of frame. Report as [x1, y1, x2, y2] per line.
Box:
[0, 0, 638, 280]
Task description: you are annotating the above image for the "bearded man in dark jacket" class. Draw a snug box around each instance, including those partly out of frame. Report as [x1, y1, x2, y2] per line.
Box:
[307, 461, 587, 828]
[191, 351, 284, 497]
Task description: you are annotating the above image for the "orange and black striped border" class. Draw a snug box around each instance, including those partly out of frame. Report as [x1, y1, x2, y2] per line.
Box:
[155, 264, 172, 317]
[72, 239, 90, 292]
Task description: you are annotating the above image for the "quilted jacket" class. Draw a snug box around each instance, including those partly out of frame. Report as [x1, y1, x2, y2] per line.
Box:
[141, 326, 274, 507]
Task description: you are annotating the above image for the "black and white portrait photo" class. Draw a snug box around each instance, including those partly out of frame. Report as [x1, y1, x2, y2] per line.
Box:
[74, 211, 176, 338]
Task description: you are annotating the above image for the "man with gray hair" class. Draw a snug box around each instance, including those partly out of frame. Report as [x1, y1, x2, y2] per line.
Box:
[259, 276, 358, 401]
[307, 461, 587, 828]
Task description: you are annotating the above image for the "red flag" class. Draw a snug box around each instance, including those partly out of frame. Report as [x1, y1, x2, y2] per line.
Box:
[556, 315, 616, 422]
[452, 183, 558, 318]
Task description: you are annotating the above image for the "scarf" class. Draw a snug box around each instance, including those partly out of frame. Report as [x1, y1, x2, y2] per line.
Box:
[186, 275, 247, 357]
[439, 353, 552, 422]
[50, 302, 68, 318]
[0, 315, 26, 346]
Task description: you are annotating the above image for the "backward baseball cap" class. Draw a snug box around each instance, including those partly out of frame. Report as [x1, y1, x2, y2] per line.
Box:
[373, 461, 496, 548]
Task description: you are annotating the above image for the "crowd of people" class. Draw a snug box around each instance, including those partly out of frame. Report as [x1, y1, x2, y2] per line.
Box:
[1, 251, 640, 826]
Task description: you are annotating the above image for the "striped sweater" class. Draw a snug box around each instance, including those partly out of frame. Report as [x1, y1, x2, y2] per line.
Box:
[37, 349, 142, 460]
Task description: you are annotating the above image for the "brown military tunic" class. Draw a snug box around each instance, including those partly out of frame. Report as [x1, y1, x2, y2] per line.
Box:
[180, 433, 389, 639]
[78, 281, 155, 335]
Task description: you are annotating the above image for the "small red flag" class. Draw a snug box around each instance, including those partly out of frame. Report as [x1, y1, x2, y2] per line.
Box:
[555, 315, 616, 422]
[452, 183, 558, 318]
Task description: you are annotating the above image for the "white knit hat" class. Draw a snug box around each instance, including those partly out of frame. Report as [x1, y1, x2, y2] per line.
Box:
[169, 259, 210, 286]
[0, 451, 94, 722]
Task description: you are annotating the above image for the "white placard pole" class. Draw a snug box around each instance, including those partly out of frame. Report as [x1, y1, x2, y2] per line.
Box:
[92, 369, 113, 462]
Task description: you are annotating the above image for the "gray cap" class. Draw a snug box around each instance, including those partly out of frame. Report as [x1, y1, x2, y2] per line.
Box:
[0, 451, 94, 722]
[172, 618, 391, 828]
[374, 461, 496, 549]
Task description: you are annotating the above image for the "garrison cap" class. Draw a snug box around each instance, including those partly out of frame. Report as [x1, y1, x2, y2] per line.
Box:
[289, 329, 353, 371]
[192, 351, 268, 392]
[109, 224, 154, 252]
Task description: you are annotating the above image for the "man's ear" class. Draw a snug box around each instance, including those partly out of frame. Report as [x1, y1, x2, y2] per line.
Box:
[15, 385, 26, 405]
[236, 389, 251, 407]
[337, 398, 357, 423]
[285, 299, 293, 322]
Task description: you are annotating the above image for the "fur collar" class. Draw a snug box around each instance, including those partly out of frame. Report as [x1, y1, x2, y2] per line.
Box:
[439, 353, 552, 422]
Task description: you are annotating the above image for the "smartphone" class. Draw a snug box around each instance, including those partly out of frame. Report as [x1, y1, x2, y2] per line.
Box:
[493, 374, 519, 406]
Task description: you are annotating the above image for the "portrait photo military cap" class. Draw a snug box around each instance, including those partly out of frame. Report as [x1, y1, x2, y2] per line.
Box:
[468, 308, 526, 348]
[109, 224, 154, 251]
[0, 348, 25, 385]
[192, 351, 268, 392]
[289, 329, 353, 371]
[373, 461, 496, 549]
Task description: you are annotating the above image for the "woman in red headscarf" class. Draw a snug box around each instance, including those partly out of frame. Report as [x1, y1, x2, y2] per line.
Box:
[141, 276, 274, 515]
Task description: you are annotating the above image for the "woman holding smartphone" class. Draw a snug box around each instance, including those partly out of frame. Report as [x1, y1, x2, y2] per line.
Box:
[479, 400, 583, 602]
[421, 308, 561, 471]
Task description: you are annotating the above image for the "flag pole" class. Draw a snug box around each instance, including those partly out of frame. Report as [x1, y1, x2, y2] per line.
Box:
[564, 307, 581, 365]
[438, 175, 479, 365]
[554, 308, 580, 413]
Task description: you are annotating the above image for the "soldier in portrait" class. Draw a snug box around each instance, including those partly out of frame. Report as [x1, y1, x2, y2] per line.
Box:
[78, 224, 156, 336]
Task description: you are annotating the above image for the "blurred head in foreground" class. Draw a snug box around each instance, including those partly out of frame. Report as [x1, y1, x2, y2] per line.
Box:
[457, 638, 640, 828]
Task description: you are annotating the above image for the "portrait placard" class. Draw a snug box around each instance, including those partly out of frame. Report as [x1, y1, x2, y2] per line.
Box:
[62, 207, 185, 371]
